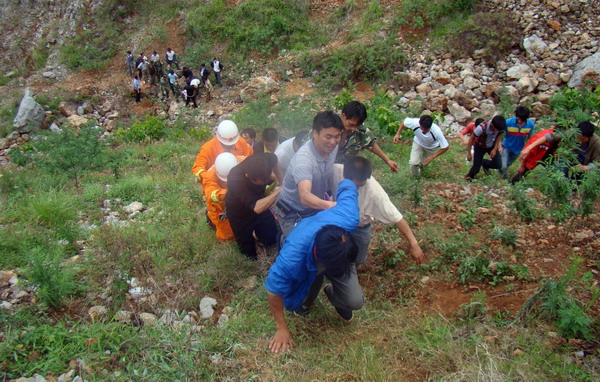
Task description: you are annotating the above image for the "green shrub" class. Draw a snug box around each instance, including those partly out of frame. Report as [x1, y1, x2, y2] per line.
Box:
[508, 183, 540, 222]
[187, 0, 317, 56]
[25, 246, 81, 308]
[447, 11, 521, 65]
[490, 225, 518, 247]
[299, 39, 406, 87]
[109, 176, 157, 204]
[548, 87, 600, 129]
[116, 115, 167, 143]
[61, 27, 118, 70]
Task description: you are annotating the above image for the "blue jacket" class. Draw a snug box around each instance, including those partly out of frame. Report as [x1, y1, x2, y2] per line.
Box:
[264, 179, 359, 311]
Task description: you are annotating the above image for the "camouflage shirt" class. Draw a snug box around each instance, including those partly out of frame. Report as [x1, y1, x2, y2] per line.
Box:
[335, 126, 377, 163]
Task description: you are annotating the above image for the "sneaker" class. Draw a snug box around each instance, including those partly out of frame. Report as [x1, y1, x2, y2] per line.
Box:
[483, 166, 491, 176]
[293, 305, 310, 317]
[334, 306, 353, 321]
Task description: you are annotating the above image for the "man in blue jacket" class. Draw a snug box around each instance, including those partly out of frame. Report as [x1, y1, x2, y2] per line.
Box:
[265, 160, 370, 353]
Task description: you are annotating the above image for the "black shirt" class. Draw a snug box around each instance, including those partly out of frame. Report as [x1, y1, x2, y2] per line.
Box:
[226, 153, 277, 223]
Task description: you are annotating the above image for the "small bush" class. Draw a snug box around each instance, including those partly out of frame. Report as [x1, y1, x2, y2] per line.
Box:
[447, 11, 521, 65]
[109, 176, 157, 204]
[116, 115, 167, 143]
[25, 246, 81, 308]
[490, 225, 518, 247]
[299, 39, 406, 87]
[508, 183, 540, 222]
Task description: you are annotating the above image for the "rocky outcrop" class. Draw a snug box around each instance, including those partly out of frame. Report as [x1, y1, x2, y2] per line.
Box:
[568, 52, 600, 88]
[12, 89, 46, 133]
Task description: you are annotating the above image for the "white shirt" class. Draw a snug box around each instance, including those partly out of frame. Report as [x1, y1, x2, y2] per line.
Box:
[274, 137, 296, 175]
[166, 51, 175, 60]
[212, 60, 221, 73]
[403, 118, 449, 150]
[332, 164, 402, 227]
[151, 54, 159, 62]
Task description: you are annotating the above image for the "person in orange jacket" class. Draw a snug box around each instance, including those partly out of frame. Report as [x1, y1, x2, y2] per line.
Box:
[192, 120, 253, 185]
[203, 152, 239, 241]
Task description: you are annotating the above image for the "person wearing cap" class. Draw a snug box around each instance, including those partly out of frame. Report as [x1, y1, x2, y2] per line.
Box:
[192, 120, 254, 186]
[203, 153, 239, 241]
[393, 114, 450, 176]
[226, 153, 280, 260]
[185, 79, 200, 108]
[465, 115, 507, 181]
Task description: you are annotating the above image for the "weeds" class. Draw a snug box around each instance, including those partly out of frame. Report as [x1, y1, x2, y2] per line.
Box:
[116, 115, 167, 143]
[490, 225, 518, 247]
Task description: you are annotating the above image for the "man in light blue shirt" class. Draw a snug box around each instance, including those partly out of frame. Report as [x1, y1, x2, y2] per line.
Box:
[500, 106, 535, 179]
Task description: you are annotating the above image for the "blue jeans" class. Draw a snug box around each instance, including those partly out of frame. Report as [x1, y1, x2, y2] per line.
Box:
[501, 147, 519, 179]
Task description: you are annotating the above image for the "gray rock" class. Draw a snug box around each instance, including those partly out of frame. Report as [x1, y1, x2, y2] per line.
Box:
[199, 296, 217, 318]
[506, 64, 532, 80]
[42, 71, 56, 79]
[128, 286, 152, 300]
[217, 313, 229, 328]
[523, 35, 549, 58]
[49, 123, 62, 133]
[0, 301, 13, 310]
[114, 310, 133, 323]
[56, 370, 75, 382]
[139, 312, 157, 326]
[13, 89, 45, 133]
[77, 106, 85, 116]
[516, 76, 538, 93]
[0, 138, 9, 150]
[125, 201, 144, 214]
[568, 52, 600, 88]
[448, 101, 472, 124]
[88, 305, 107, 320]
[463, 77, 481, 90]
[478, 100, 497, 119]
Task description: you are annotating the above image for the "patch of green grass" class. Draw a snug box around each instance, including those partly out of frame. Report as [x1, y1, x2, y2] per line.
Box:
[109, 176, 157, 204]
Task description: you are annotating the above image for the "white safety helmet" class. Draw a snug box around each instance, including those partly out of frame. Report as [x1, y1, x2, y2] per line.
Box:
[190, 78, 200, 87]
[214, 152, 238, 181]
[216, 120, 239, 146]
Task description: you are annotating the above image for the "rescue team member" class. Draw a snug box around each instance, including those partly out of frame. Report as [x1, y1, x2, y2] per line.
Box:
[203, 153, 239, 241]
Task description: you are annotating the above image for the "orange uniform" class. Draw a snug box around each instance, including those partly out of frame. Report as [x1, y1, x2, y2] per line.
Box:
[191, 137, 253, 182]
[203, 166, 234, 241]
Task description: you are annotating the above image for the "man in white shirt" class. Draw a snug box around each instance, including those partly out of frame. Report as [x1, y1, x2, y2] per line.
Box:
[211, 58, 223, 87]
[393, 115, 450, 175]
[274, 130, 309, 175]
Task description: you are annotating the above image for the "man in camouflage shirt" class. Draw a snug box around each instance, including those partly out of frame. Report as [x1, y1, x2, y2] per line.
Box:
[336, 101, 398, 172]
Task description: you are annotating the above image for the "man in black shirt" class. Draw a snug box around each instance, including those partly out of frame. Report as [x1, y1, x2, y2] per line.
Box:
[226, 153, 280, 259]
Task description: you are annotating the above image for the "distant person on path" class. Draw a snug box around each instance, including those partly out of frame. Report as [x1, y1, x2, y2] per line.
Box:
[185, 79, 200, 108]
[165, 48, 179, 69]
[337, 101, 398, 173]
[133, 76, 141, 103]
[465, 116, 507, 181]
[182, 67, 194, 85]
[500, 106, 535, 179]
[126, 51, 134, 75]
[393, 115, 450, 176]
[211, 58, 223, 87]
[226, 153, 280, 260]
[460, 118, 484, 165]
[274, 130, 309, 175]
[192, 120, 254, 185]
[199, 63, 211, 86]
[275, 111, 342, 237]
[203, 152, 239, 241]
[255, 128, 286, 154]
[241, 128, 257, 149]
[136, 53, 147, 80]
[137, 57, 149, 83]
[265, 177, 362, 353]
[167, 69, 181, 100]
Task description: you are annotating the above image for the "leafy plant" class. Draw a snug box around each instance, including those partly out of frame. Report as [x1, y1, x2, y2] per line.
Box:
[490, 225, 518, 247]
[508, 182, 540, 222]
[458, 207, 476, 229]
[116, 115, 167, 143]
[459, 291, 487, 321]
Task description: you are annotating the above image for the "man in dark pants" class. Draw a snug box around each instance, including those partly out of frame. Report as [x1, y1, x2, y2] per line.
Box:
[226, 153, 280, 260]
[465, 116, 506, 181]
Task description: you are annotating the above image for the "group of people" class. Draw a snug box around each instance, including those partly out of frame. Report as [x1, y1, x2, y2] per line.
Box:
[127, 49, 224, 105]
[188, 90, 599, 352]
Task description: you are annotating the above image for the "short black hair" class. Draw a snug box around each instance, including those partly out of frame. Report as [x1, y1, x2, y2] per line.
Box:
[475, 118, 485, 127]
[201, 63, 206, 67]
[134, 75, 138, 79]
[419, 115, 434, 130]
[244, 154, 275, 183]
[515, 106, 530, 121]
[578, 121, 595, 137]
[262, 128, 279, 142]
[314, 225, 358, 278]
[343, 156, 372, 182]
[492, 115, 506, 131]
[342, 101, 367, 124]
[127, 50, 131, 54]
[313, 111, 344, 132]
[241, 128, 256, 139]
[293, 130, 309, 147]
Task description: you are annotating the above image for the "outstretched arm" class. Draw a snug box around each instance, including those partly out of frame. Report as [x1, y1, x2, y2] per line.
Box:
[395, 218, 427, 265]
[467, 135, 476, 162]
[422, 145, 450, 166]
[370, 142, 398, 173]
[393, 123, 406, 144]
[267, 293, 294, 353]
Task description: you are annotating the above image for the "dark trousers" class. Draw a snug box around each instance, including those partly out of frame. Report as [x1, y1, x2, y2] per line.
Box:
[466, 145, 501, 179]
[230, 211, 278, 260]
[186, 95, 197, 108]
[214, 71, 221, 86]
[134, 89, 141, 103]
[302, 266, 364, 311]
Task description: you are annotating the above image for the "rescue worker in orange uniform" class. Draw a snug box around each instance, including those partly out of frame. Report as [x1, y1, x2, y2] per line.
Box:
[192, 120, 253, 185]
[203, 152, 239, 241]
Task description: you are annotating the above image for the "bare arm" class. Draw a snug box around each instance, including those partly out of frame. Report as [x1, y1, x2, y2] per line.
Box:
[422, 145, 450, 166]
[267, 293, 294, 353]
[490, 133, 503, 158]
[298, 180, 336, 210]
[395, 218, 427, 265]
[467, 135, 476, 161]
[274, 163, 284, 185]
[520, 136, 547, 159]
[253, 188, 280, 214]
[393, 123, 406, 144]
[370, 142, 398, 173]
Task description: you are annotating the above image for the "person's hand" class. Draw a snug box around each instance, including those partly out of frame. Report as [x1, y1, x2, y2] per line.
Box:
[393, 134, 400, 144]
[387, 159, 399, 173]
[269, 328, 294, 353]
[467, 152, 472, 162]
[575, 164, 591, 171]
[490, 148, 497, 159]
[519, 148, 530, 159]
[409, 244, 427, 265]
[325, 201, 337, 209]
[422, 156, 434, 166]
[498, 145, 504, 154]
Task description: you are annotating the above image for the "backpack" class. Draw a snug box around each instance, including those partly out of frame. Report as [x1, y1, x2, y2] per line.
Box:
[475, 120, 490, 148]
